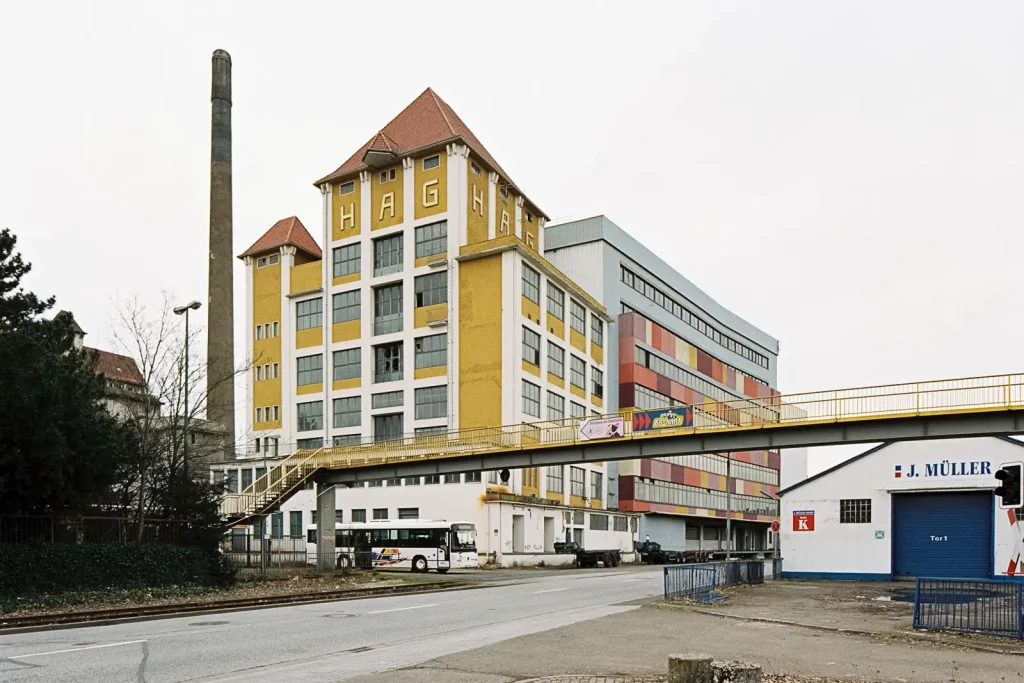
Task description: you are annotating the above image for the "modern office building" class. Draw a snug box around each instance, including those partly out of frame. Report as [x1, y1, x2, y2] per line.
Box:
[220, 90, 636, 565]
[545, 216, 786, 552]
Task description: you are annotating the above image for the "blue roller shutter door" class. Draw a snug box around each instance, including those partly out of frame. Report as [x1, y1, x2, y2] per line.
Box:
[892, 492, 993, 579]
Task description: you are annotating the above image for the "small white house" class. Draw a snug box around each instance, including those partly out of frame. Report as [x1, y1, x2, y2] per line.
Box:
[778, 437, 1024, 580]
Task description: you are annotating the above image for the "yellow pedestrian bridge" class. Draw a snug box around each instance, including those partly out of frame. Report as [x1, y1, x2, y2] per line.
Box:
[222, 373, 1024, 522]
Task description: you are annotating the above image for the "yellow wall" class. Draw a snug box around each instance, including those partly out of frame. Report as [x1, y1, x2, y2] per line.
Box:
[591, 341, 604, 365]
[570, 329, 586, 354]
[333, 272, 360, 287]
[521, 359, 540, 377]
[591, 395, 604, 409]
[290, 261, 322, 294]
[414, 365, 447, 380]
[458, 255, 502, 430]
[414, 152, 447, 220]
[297, 383, 322, 396]
[467, 158, 488, 244]
[570, 384, 586, 400]
[253, 258, 282, 429]
[332, 378, 360, 391]
[570, 495, 586, 508]
[332, 321, 360, 343]
[520, 206, 539, 253]
[546, 313, 565, 340]
[371, 165, 404, 230]
[589, 498, 603, 510]
[547, 372, 564, 389]
[414, 303, 448, 328]
[332, 180, 361, 241]
[522, 468, 540, 497]
[494, 185, 514, 238]
[295, 327, 322, 349]
[521, 296, 540, 326]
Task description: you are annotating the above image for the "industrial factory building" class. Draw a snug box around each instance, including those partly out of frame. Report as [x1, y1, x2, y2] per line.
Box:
[779, 437, 1021, 581]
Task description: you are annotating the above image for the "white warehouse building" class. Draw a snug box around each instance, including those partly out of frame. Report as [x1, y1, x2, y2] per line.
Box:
[778, 437, 1024, 581]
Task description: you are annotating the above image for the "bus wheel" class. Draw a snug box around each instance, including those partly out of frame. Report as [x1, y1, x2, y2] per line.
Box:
[412, 556, 428, 573]
[437, 568, 449, 574]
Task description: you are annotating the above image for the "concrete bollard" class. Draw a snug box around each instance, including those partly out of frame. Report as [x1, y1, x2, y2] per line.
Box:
[668, 653, 714, 683]
[711, 660, 762, 683]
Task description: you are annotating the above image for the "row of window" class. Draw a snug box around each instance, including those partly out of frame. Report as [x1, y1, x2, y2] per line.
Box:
[544, 466, 603, 500]
[285, 334, 446, 391]
[632, 477, 779, 517]
[522, 328, 604, 395]
[653, 453, 780, 487]
[522, 380, 591, 420]
[620, 266, 770, 369]
[589, 513, 630, 532]
[255, 405, 279, 423]
[521, 266, 604, 346]
[296, 386, 448, 433]
[331, 220, 448, 280]
[256, 254, 280, 268]
[255, 362, 280, 382]
[255, 321, 280, 341]
[297, 274, 448, 336]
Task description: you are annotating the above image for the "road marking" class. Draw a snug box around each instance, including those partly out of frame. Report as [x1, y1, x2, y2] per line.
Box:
[366, 603, 437, 615]
[7, 640, 147, 660]
[533, 587, 571, 594]
[624, 578, 647, 582]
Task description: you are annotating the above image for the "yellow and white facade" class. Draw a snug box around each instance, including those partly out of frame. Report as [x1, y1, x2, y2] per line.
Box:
[225, 89, 635, 564]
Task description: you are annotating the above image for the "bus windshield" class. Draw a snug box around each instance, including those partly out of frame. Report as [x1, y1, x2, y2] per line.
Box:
[452, 524, 477, 551]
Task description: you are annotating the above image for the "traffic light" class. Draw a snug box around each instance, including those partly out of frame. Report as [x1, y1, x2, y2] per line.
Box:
[995, 462, 1023, 509]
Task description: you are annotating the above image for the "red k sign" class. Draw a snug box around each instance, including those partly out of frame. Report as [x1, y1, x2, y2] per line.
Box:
[793, 510, 815, 532]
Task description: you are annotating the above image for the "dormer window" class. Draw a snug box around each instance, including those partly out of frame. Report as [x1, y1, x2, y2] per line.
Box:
[379, 168, 397, 184]
[257, 257, 267, 268]
[423, 155, 440, 170]
[268, 254, 279, 265]
[338, 181, 355, 195]
[470, 162, 482, 177]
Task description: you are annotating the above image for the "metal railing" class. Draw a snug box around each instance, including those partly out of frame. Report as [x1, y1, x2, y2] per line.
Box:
[664, 560, 765, 600]
[223, 373, 1024, 519]
[913, 578, 1024, 639]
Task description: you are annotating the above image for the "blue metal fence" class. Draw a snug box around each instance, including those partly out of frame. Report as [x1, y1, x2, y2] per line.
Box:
[664, 561, 767, 601]
[913, 578, 1024, 639]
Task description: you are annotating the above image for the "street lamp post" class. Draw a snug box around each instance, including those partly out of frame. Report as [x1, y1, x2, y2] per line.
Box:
[173, 301, 202, 479]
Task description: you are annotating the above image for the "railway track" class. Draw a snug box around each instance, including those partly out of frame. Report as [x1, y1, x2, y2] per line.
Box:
[0, 580, 468, 633]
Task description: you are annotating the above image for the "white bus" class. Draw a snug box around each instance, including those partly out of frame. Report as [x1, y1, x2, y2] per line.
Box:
[306, 519, 478, 573]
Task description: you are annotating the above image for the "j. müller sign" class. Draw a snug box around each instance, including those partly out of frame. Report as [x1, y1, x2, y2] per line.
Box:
[893, 461, 993, 479]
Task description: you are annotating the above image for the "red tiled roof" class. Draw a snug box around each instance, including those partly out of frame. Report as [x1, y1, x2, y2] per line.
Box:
[87, 348, 144, 386]
[314, 88, 545, 218]
[238, 216, 322, 260]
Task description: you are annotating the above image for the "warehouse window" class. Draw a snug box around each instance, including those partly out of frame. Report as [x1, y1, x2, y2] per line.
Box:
[613, 516, 628, 532]
[840, 499, 872, 524]
[570, 300, 586, 336]
[414, 272, 447, 307]
[415, 220, 447, 259]
[547, 342, 564, 378]
[522, 266, 540, 303]
[296, 298, 322, 330]
[296, 354, 323, 387]
[333, 396, 361, 428]
[589, 513, 609, 531]
[333, 290, 360, 323]
[522, 327, 541, 366]
[415, 333, 447, 369]
[546, 466, 563, 494]
[522, 380, 541, 418]
[414, 385, 447, 419]
[570, 467, 585, 498]
[333, 243, 361, 278]
[547, 283, 564, 320]
[333, 348, 361, 381]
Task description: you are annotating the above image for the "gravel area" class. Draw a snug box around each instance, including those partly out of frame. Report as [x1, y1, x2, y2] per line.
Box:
[1, 570, 424, 617]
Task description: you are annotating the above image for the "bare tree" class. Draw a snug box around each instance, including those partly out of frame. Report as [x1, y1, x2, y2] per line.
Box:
[111, 293, 249, 542]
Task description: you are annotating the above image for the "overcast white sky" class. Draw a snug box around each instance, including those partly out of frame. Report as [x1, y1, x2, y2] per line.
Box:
[2, 2, 1021, 472]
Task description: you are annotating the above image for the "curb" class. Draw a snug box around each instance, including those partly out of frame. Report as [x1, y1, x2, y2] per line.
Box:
[0, 581, 477, 635]
[660, 604, 1024, 656]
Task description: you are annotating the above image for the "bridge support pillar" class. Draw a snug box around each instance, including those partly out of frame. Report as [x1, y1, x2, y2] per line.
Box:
[315, 482, 336, 571]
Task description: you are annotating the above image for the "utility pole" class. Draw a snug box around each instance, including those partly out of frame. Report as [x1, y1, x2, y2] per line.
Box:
[174, 301, 202, 479]
[725, 452, 732, 562]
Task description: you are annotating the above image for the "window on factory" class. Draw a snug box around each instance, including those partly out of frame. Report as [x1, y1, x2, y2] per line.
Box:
[333, 243, 361, 279]
[379, 168, 397, 184]
[256, 366, 263, 381]
[424, 474, 440, 485]
[414, 272, 447, 307]
[416, 425, 448, 437]
[522, 380, 541, 418]
[591, 317, 603, 347]
[415, 333, 446, 369]
[373, 233, 404, 277]
[399, 507, 420, 520]
[415, 385, 447, 420]
[373, 508, 389, 520]
[296, 354, 323, 387]
[570, 356, 586, 390]
[269, 254, 279, 265]
[589, 513, 609, 531]
[257, 257, 267, 268]
[840, 499, 872, 524]
[333, 348, 360, 382]
[570, 402, 586, 419]
[422, 155, 440, 170]
[373, 342, 403, 383]
[333, 434, 362, 446]
[255, 325, 263, 340]
[547, 391, 564, 421]
[373, 284, 403, 335]
[546, 466, 563, 494]
[591, 368, 604, 399]
[273, 363, 279, 378]
[444, 473, 460, 484]
[570, 300, 586, 336]
[273, 321, 279, 337]
[338, 181, 355, 195]
[522, 266, 540, 304]
[415, 220, 447, 259]
[351, 509, 367, 523]
[296, 298, 322, 331]
[570, 467, 585, 498]
[522, 327, 541, 366]
[471, 162, 482, 177]
[333, 396, 360, 428]
[372, 391, 403, 409]
[255, 407, 263, 423]
[296, 401, 323, 432]
[546, 283, 564, 320]
[591, 472, 603, 501]
[547, 342, 564, 379]
[333, 290, 360, 324]
[373, 413, 403, 442]
[633, 478, 779, 517]
[613, 516, 628, 532]
[296, 437, 323, 450]
[289, 511, 303, 538]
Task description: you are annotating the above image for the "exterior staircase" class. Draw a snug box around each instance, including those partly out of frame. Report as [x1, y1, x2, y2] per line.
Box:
[221, 448, 321, 523]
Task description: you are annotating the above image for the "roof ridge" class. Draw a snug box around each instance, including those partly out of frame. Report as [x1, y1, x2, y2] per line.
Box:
[428, 88, 457, 137]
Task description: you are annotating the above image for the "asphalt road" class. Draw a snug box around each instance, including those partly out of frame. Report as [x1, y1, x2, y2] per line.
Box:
[0, 565, 665, 682]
